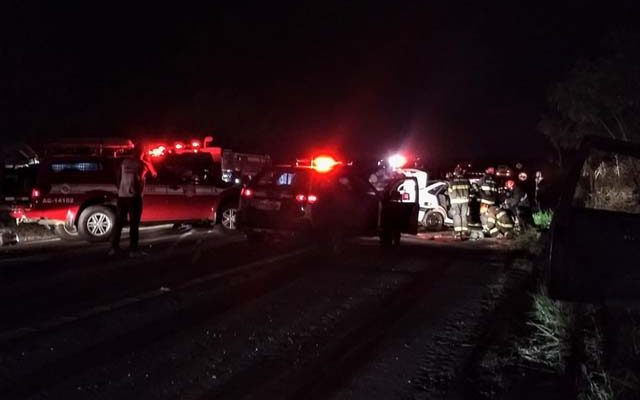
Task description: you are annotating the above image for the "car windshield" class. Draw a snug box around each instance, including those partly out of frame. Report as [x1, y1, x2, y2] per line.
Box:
[254, 167, 310, 190]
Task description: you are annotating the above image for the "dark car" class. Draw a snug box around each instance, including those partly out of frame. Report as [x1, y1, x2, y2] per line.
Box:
[546, 136, 640, 303]
[16, 151, 240, 242]
[237, 157, 418, 250]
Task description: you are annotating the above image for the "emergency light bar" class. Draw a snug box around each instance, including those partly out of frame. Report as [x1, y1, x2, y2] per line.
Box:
[388, 153, 408, 169]
[147, 138, 213, 158]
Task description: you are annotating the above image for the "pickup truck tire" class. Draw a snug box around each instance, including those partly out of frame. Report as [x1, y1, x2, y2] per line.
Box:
[218, 203, 238, 231]
[77, 205, 116, 242]
[54, 224, 80, 240]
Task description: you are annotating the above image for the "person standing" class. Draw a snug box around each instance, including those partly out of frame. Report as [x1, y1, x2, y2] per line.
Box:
[109, 143, 157, 256]
[479, 167, 498, 236]
[448, 165, 471, 240]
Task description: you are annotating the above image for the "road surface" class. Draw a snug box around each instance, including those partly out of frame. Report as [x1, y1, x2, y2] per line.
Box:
[0, 227, 530, 399]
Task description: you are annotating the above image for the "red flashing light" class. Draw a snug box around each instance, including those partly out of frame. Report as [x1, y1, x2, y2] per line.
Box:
[402, 192, 410, 201]
[175, 143, 184, 150]
[191, 140, 201, 148]
[31, 188, 41, 199]
[295, 193, 318, 204]
[241, 188, 253, 198]
[312, 155, 338, 173]
[149, 145, 166, 157]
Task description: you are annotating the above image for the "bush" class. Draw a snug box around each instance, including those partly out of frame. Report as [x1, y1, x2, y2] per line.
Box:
[518, 287, 572, 372]
[533, 209, 553, 230]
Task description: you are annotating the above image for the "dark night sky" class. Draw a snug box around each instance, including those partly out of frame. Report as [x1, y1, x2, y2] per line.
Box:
[2, 1, 639, 163]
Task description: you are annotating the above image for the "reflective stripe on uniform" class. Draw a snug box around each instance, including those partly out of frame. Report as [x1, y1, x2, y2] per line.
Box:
[449, 184, 469, 190]
[490, 227, 499, 234]
[497, 222, 513, 228]
[487, 217, 496, 223]
[454, 226, 464, 232]
[450, 198, 469, 204]
[496, 211, 506, 219]
[480, 199, 495, 205]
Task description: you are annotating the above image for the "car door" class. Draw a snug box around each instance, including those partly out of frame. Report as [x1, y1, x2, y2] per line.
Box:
[349, 174, 381, 234]
[157, 154, 221, 221]
[142, 170, 171, 222]
[547, 137, 640, 303]
[382, 177, 419, 235]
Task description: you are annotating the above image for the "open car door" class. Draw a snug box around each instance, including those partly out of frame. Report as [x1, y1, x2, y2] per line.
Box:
[381, 177, 419, 235]
[546, 136, 640, 303]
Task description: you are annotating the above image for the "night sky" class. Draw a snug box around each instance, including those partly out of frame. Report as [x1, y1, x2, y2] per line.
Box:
[2, 1, 639, 163]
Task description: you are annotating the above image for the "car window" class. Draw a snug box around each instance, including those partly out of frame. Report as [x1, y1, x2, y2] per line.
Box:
[255, 168, 309, 189]
[572, 150, 640, 214]
[427, 183, 445, 195]
[154, 153, 219, 185]
[50, 162, 102, 173]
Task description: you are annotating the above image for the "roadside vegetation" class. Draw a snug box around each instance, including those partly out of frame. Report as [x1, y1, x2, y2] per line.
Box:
[532, 209, 553, 230]
[467, 208, 640, 399]
[517, 288, 571, 371]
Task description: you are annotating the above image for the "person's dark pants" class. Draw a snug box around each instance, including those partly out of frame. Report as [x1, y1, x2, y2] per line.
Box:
[111, 196, 143, 251]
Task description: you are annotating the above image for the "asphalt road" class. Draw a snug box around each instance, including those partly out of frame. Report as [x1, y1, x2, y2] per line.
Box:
[0, 227, 528, 399]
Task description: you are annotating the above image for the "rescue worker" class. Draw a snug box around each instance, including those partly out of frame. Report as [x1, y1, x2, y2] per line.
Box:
[505, 176, 533, 232]
[448, 165, 471, 240]
[369, 160, 403, 192]
[484, 205, 501, 237]
[478, 167, 498, 237]
[495, 205, 516, 238]
[109, 143, 157, 256]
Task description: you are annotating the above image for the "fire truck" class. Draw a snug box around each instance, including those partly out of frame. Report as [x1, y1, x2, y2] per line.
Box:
[12, 137, 243, 242]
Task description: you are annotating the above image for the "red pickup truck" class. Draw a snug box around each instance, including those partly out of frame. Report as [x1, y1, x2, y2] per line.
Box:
[15, 151, 240, 242]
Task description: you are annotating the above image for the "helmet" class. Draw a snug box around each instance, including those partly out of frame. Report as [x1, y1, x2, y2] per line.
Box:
[485, 167, 495, 175]
[505, 180, 516, 190]
[518, 172, 528, 181]
[453, 164, 464, 177]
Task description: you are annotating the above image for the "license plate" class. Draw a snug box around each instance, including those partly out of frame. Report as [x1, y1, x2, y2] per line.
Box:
[253, 199, 281, 211]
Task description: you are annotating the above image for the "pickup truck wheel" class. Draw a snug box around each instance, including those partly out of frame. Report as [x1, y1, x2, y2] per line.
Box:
[54, 224, 80, 240]
[424, 210, 444, 232]
[218, 204, 238, 231]
[78, 205, 116, 242]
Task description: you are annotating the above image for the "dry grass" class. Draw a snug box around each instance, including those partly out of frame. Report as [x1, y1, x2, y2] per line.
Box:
[518, 288, 572, 372]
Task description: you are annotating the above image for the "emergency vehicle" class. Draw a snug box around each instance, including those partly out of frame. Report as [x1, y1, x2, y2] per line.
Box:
[13, 138, 242, 242]
[393, 168, 454, 231]
[237, 155, 419, 250]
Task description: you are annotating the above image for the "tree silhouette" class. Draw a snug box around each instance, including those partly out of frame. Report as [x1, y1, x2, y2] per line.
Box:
[540, 30, 640, 164]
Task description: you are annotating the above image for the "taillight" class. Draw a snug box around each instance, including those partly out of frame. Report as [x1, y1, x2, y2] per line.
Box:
[296, 194, 318, 204]
[31, 188, 41, 200]
[402, 192, 410, 201]
[241, 188, 253, 198]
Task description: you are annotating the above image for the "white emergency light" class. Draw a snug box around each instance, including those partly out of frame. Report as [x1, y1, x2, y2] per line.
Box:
[388, 154, 407, 169]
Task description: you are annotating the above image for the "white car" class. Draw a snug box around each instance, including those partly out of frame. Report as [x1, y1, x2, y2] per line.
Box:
[395, 168, 453, 231]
